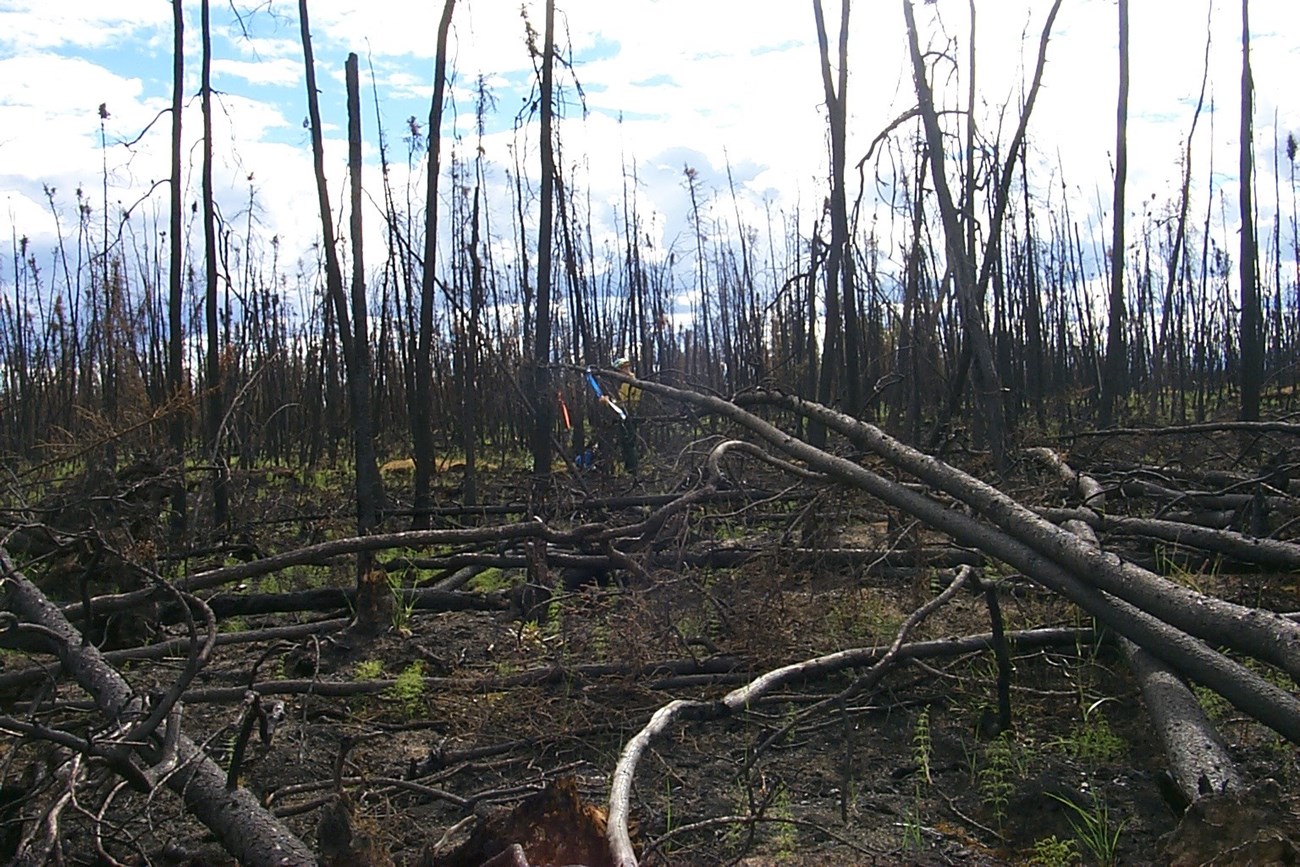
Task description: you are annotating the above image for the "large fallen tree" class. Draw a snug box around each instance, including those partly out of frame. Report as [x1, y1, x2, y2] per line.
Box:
[0, 550, 317, 866]
[592, 378, 1300, 864]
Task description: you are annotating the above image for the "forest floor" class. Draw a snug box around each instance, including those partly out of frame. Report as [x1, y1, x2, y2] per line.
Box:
[3, 425, 1300, 865]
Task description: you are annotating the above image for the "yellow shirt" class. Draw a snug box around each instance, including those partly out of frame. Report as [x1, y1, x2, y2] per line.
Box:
[617, 378, 640, 412]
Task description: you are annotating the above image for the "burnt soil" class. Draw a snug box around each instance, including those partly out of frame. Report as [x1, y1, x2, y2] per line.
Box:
[2, 432, 1299, 866]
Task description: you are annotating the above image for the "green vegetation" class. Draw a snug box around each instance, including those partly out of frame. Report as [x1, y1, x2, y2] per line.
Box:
[1054, 700, 1127, 764]
[388, 660, 426, 717]
[467, 567, 512, 593]
[913, 706, 933, 785]
[767, 787, 797, 860]
[1049, 791, 1125, 867]
[388, 573, 416, 634]
[902, 799, 927, 852]
[978, 731, 1017, 831]
[1029, 834, 1081, 866]
[354, 659, 383, 680]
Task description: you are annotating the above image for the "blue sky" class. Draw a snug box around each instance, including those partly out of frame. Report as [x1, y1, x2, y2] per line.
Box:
[1, 0, 1297, 303]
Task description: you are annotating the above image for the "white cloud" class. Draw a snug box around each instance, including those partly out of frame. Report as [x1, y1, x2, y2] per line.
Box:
[0, 0, 166, 51]
[213, 57, 304, 88]
[1, 0, 1297, 304]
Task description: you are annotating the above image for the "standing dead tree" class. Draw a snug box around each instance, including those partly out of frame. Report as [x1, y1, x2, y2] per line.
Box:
[413, 0, 457, 529]
[298, 11, 383, 585]
[1238, 0, 1262, 421]
[1100, 0, 1131, 427]
[529, 0, 558, 491]
[166, 0, 187, 535]
[811, 0, 860, 432]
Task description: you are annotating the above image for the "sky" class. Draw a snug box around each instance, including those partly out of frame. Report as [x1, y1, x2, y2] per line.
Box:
[1, 0, 1298, 311]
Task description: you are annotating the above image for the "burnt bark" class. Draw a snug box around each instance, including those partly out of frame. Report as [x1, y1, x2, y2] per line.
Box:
[1100, 0, 1131, 427]
[529, 0, 557, 489]
[1027, 447, 1243, 804]
[0, 549, 316, 866]
[412, 0, 457, 528]
[635, 381, 1300, 741]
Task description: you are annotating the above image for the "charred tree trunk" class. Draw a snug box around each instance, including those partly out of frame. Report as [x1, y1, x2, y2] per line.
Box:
[345, 54, 382, 569]
[299, 10, 381, 588]
[1238, 0, 1261, 421]
[1100, 0, 1131, 428]
[413, 0, 456, 528]
[813, 0, 860, 420]
[530, 0, 557, 491]
[167, 0, 187, 535]
[200, 0, 228, 529]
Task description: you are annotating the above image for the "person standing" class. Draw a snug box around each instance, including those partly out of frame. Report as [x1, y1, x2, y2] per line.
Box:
[608, 356, 640, 474]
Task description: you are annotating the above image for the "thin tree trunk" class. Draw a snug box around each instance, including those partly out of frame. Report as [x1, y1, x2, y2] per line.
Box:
[812, 0, 860, 420]
[1100, 0, 1130, 427]
[413, 0, 457, 528]
[201, 0, 228, 529]
[530, 0, 557, 489]
[168, 0, 187, 534]
[299, 7, 382, 592]
[345, 53, 382, 563]
[1238, 0, 1261, 421]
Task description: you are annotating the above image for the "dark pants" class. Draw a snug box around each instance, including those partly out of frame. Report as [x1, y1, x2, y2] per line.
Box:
[618, 419, 639, 473]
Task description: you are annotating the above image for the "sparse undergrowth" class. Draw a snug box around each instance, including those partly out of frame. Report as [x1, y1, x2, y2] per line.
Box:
[1, 436, 1298, 865]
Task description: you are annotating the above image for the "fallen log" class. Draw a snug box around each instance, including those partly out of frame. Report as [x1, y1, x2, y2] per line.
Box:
[634, 383, 1300, 741]
[0, 549, 317, 866]
[1048, 508, 1300, 570]
[1027, 447, 1243, 804]
[734, 389, 1300, 682]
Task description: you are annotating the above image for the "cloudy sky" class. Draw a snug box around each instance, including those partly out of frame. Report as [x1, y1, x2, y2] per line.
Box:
[1, 0, 1297, 300]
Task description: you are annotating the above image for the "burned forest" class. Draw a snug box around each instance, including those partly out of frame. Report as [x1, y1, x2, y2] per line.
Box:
[2, 1, 1299, 865]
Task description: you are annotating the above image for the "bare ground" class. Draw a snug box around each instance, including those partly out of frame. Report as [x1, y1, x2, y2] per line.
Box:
[2, 434, 1299, 866]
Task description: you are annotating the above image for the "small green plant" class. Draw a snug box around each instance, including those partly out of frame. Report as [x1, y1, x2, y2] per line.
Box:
[1049, 791, 1125, 867]
[913, 706, 933, 785]
[901, 793, 926, 852]
[467, 567, 511, 593]
[768, 787, 797, 860]
[354, 659, 383, 680]
[1059, 700, 1126, 764]
[1028, 834, 1079, 866]
[219, 616, 248, 634]
[978, 730, 1016, 830]
[388, 573, 416, 634]
[388, 660, 425, 716]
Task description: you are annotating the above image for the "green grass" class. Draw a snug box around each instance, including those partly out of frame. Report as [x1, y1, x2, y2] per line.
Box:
[467, 567, 513, 593]
[1063, 715, 1126, 764]
[1048, 791, 1125, 867]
